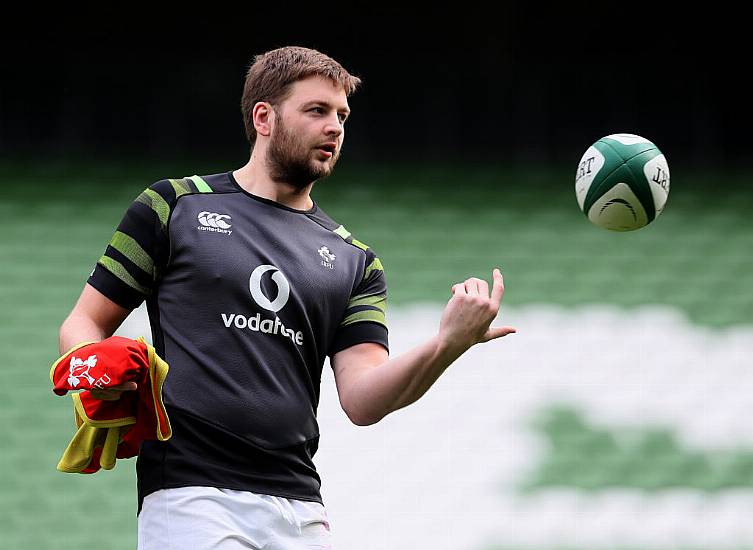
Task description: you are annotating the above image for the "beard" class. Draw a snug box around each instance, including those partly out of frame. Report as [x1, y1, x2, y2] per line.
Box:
[266, 115, 341, 190]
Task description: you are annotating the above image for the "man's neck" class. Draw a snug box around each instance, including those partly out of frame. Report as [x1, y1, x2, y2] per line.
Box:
[233, 153, 314, 211]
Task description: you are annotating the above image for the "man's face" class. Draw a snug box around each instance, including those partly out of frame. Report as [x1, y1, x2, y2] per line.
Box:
[266, 75, 350, 189]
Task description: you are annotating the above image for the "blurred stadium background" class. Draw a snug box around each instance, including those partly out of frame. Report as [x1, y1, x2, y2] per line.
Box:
[2, 12, 751, 550]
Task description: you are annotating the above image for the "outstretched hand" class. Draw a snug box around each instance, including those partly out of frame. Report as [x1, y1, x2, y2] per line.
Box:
[438, 268, 516, 352]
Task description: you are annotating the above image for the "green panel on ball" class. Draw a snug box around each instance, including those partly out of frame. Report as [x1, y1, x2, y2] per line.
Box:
[625, 148, 664, 221]
[582, 142, 625, 213]
[599, 135, 657, 161]
[583, 163, 650, 230]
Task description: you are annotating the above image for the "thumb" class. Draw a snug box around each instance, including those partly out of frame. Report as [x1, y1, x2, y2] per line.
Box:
[480, 325, 517, 343]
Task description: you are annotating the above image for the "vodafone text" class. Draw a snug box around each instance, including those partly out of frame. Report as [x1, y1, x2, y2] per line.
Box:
[221, 313, 303, 346]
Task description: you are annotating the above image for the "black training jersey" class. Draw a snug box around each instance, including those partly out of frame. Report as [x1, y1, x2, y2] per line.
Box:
[87, 171, 388, 512]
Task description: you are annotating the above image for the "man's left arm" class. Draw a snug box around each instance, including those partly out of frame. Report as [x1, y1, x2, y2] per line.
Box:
[332, 269, 516, 426]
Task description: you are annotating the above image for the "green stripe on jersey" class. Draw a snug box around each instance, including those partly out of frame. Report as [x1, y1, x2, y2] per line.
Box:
[333, 224, 371, 251]
[169, 178, 193, 198]
[137, 189, 170, 228]
[341, 308, 387, 328]
[333, 225, 352, 240]
[351, 238, 369, 251]
[189, 175, 212, 193]
[109, 231, 153, 276]
[98, 256, 151, 295]
[348, 293, 386, 312]
[363, 257, 384, 280]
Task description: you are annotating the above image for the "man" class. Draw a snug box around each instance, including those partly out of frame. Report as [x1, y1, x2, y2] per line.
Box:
[58, 46, 516, 549]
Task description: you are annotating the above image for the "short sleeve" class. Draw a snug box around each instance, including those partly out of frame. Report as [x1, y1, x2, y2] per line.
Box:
[87, 179, 175, 310]
[328, 248, 388, 356]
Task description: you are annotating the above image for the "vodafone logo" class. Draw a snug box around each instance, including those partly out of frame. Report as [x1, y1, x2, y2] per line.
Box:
[220, 264, 303, 346]
[249, 265, 290, 312]
[197, 211, 233, 235]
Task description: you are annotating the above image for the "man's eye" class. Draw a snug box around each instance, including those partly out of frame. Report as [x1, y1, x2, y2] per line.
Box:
[311, 107, 324, 114]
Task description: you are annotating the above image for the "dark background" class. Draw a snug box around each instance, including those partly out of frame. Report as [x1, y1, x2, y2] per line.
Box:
[1, 8, 747, 170]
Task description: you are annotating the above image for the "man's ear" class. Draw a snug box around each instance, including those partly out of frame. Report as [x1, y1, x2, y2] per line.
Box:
[253, 102, 275, 137]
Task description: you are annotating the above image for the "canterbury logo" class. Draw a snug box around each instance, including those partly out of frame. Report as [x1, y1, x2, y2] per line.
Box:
[198, 211, 232, 229]
[249, 265, 290, 313]
[197, 211, 233, 235]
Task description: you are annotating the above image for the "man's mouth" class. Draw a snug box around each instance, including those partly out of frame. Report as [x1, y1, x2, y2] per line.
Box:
[316, 143, 337, 158]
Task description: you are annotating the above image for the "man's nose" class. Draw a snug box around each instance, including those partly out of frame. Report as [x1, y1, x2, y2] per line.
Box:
[324, 116, 343, 136]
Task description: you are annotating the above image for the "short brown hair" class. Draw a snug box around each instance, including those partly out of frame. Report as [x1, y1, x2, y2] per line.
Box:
[241, 46, 362, 147]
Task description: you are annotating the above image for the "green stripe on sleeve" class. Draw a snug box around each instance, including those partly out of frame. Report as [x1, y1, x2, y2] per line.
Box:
[333, 225, 352, 240]
[363, 257, 384, 280]
[136, 189, 170, 228]
[189, 175, 212, 193]
[333, 225, 372, 251]
[341, 308, 387, 328]
[351, 238, 369, 251]
[98, 256, 151, 296]
[109, 231, 153, 276]
[348, 294, 386, 312]
[169, 178, 193, 198]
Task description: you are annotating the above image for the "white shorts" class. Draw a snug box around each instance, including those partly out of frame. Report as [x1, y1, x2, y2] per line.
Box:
[138, 486, 332, 550]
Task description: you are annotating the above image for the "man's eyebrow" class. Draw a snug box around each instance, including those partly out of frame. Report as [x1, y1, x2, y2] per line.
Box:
[302, 100, 351, 115]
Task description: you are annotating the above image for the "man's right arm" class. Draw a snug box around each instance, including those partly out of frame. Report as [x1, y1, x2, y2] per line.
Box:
[58, 283, 132, 353]
[60, 178, 178, 352]
[331, 269, 516, 425]
[58, 283, 138, 400]
[59, 177, 203, 397]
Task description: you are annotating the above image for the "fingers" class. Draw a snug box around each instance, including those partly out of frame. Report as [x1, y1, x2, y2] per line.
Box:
[478, 278, 489, 298]
[453, 270, 502, 306]
[89, 381, 138, 401]
[464, 277, 490, 297]
[445, 269, 513, 347]
[481, 325, 517, 342]
[490, 268, 505, 307]
[464, 278, 480, 296]
[455, 278, 489, 297]
[103, 381, 137, 392]
[90, 390, 121, 401]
